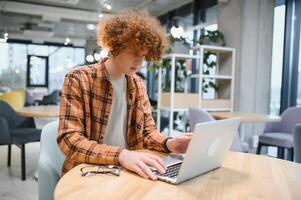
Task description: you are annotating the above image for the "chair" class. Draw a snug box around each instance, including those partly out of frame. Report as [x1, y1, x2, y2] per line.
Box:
[0, 100, 41, 180]
[188, 108, 248, 152]
[38, 120, 64, 200]
[38, 90, 60, 105]
[293, 123, 301, 163]
[25, 90, 36, 106]
[256, 107, 301, 160]
[0, 90, 25, 110]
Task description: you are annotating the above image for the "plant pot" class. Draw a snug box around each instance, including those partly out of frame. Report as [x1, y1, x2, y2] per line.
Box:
[203, 37, 225, 46]
[170, 41, 190, 54]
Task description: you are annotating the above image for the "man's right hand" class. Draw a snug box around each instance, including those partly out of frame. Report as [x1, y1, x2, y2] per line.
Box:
[118, 149, 166, 180]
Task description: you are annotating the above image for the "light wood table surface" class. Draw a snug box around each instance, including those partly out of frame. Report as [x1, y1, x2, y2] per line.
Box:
[54, 151, 301, 200]
[210, 112, 281, 123]
[16, 105, 59, 118]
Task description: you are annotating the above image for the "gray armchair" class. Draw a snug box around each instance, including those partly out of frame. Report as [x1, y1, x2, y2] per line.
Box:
[294, 123, 301, 163]
[38, 120, 64, 200]
[0, 100, 41, 180]
[256, 107, 301, 160]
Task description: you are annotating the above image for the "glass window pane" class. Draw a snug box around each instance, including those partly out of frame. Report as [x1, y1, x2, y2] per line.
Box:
[0, 43, 84, 92]
[270, 5, 286, 115]
[297, 25, 301, 106]
[48, 46, 85, 92]
[28, 44, 50, 56]
[0, 43, 27, 89]
[28, 56, 47, 86]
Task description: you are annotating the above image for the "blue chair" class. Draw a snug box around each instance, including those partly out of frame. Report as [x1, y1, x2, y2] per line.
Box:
[0, 100, 41, 180]
[38, 90, 60, 105]
[256, 107, 301, 160]
[188, 108, 248, 152]
[293, 123, 301, 163]
[38, 120, 64, 200]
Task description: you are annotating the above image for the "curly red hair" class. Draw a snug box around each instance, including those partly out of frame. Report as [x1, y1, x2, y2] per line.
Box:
[97, 9, 168, 61]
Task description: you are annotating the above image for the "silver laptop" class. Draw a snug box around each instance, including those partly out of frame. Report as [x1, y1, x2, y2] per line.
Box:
[152, 118, 241, 184]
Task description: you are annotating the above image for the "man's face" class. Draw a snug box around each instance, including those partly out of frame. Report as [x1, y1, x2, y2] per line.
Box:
[113, 41, 147, 76]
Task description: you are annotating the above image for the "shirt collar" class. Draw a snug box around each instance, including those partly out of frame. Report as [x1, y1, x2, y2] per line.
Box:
[98, 57, 136, 93]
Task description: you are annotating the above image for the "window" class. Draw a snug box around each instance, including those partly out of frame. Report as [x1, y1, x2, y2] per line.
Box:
[297, 26, 301, 106]
[0, 43, 27, 89]
[0, 43, 85, 92]
[270, 4, 286, 115]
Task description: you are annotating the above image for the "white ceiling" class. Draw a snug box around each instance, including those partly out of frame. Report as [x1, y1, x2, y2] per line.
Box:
[8, 0, 191, 16]
[0, 0, 193, 46]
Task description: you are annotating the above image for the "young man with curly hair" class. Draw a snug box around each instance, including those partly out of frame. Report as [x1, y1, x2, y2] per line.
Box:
[58, 10, 192, 180]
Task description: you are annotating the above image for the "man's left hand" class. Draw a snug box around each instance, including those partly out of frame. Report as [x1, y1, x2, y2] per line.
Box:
[166, 133, 192, 153]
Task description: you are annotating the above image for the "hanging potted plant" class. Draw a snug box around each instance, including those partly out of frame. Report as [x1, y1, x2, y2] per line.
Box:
[198, 30, 225, 46]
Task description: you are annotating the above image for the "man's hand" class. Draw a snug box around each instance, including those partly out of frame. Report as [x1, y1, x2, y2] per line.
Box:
[166, 133, 193, 153]
[118, 149, 166, 180]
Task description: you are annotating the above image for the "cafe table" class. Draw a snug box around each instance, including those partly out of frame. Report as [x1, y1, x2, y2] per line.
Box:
[54, 150, 301, 200]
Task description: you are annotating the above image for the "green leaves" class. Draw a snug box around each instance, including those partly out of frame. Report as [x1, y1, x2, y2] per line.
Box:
[198, 30, 225, 46]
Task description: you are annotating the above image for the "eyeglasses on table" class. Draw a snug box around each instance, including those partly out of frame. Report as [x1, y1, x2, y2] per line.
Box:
[80, 165, 122, 177]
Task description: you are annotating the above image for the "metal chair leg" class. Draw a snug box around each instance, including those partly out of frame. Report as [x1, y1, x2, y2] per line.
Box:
[7, 144, 11, 166]
[277, 147, 285, 159]
[256, 143, 262, 155]
[288, 148, 294, 161]
[21, 144, 26, 181]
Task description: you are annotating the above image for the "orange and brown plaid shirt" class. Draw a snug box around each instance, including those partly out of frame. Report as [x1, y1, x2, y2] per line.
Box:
[57, 58, 167, 175]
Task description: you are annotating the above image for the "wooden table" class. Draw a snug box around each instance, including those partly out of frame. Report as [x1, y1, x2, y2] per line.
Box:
[210, 112, 281, 143]
[210, 112, 281, 123]
[54, 151, 301, 200]
[16, 105, 60, 118]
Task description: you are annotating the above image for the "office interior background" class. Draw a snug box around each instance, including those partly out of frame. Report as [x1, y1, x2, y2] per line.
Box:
[0, 0, 301, 200]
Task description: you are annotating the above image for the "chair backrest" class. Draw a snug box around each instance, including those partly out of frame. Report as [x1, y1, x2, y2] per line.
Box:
[0, 100, 35, 129]
[38, 120, 64, 200]
[40, 90, 60, 105]
[0, 100, 19, 128]
[0, 117, 12, 145]
[188, 108, 242, 152]
[25, 90, 36, 106]
[0, 90, 25, 110]
[265, 107, 301, 134]
[280, 107, 301, 133]
[188, 108, 215, 132]
[294, 123, 301, 163]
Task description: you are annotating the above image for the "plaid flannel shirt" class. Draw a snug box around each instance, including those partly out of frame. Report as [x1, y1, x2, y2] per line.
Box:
[57, 58, 167, 175]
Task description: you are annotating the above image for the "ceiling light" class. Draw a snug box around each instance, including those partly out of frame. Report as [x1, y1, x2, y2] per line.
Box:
[86, 24, 96, 30]
[170, 26, 184, 38]
[98, 13, 104, 18]
[104, 3, 112, 10]
[64, 37, 71, 45]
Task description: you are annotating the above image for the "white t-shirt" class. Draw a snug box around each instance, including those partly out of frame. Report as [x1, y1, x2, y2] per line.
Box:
[103, 76, 127, 148]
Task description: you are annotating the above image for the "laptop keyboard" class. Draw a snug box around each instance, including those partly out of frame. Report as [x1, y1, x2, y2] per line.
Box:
[153, 162, 182, 178]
